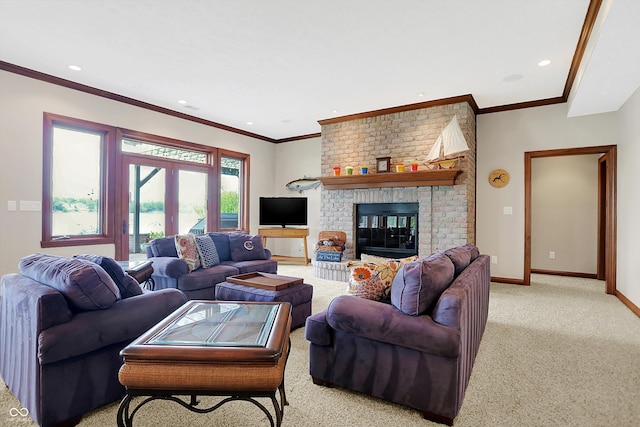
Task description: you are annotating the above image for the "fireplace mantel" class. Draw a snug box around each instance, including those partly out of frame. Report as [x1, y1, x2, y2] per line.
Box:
[319, 169, 462, 190]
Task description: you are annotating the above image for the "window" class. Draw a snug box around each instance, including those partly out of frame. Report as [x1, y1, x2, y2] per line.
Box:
[42, 114, 251, 257]
[42, 114, 115, 247]
[219, 150, 249, 230]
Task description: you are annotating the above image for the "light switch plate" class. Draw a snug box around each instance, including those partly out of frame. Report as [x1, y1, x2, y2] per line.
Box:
[8, 200, 17, 211]
[503, 206, 513, 215]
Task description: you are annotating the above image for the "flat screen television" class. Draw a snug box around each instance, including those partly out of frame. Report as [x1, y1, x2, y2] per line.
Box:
[259, 197, 307, 228]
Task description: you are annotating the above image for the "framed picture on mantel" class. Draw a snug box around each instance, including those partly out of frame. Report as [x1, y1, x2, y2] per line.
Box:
[376, 157, 391, 173]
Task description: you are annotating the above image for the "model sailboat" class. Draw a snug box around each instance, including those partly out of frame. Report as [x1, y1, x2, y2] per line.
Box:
[426, 115, 470, 169]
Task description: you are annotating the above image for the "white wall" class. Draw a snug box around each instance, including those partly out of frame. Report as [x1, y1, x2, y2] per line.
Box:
[476, 103, 618, 280]
[270, 138, 322, 258]
[2, 69, 638, 310]
[616, 86, 640, 307]
[0, 71, 276, 277]
[531, 154, 600, 274]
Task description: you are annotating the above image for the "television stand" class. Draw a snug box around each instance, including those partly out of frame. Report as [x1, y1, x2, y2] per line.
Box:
[258, 227, 309, 265]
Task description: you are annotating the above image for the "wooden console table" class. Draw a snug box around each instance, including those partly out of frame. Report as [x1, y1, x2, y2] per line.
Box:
[259, 227, 309, 265]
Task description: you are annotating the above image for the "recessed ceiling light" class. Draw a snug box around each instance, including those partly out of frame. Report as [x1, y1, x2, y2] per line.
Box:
[538, 59, 551, 67]
[418, 93, 424, 97]
[332, 109, 338, 114]
[246, 121, 253, 126]
[68, 65, 82, 71]
[178, 100, 188, 104]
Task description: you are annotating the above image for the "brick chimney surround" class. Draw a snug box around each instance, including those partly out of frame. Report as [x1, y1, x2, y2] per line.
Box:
[319, 100, 476, 260]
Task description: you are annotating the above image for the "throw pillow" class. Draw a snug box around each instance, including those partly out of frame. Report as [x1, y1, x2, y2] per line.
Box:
[149, 236, 178, 257]
[442, 246, 473, 276]
[19, 253, 121, 311]
[73, 254, 143, 298]
[207, 232, 246, 262]
[174, 233, 201, 272]
[391, 253, 455, 316]
[347, 260, 405, 302]
[360, 253, 418, 264]
[229, 234, 267, 262]
[195, 234, 220, 268]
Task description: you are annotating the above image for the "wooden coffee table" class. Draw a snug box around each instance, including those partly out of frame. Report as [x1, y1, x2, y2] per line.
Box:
[117, 300, 292, 427]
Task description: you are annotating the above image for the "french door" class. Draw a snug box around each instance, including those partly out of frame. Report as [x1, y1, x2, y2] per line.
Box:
[119, 156, 212, 260]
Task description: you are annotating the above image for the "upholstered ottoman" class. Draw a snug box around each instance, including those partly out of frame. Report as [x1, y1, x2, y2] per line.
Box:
[215, 281, 313, 330]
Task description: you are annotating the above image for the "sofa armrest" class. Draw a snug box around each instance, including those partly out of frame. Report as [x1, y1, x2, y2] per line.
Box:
[305, 310, 332, 346]
[148, 256, 189, 278]
[38, 288, 187, 365]
[326, 295, 460, 358]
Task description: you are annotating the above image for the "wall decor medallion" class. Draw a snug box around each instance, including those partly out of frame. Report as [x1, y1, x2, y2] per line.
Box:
[489, 169, 510, 188]
[376, 157, 391, 173]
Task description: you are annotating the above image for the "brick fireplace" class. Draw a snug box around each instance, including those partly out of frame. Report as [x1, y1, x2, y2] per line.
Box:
[318, 99, 476, 260]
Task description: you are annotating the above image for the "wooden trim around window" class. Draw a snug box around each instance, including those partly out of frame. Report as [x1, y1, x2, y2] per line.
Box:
[41, 113, 117, 248]
[218, 149, 250, 232]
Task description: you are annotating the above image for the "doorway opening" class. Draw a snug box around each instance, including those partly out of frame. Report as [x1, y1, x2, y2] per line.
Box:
[524, 145, 616, 294]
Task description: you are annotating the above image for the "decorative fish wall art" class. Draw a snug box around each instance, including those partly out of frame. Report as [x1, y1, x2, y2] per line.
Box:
[286, 177, 321, 192]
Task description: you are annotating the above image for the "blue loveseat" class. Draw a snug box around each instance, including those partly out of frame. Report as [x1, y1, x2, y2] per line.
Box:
[146, 232, 278, 300]
[0, 253, 187, 427]
[305, 245, 490, 425]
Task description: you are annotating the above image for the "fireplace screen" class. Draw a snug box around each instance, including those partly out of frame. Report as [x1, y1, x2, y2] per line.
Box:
[355, 203, 418, 259]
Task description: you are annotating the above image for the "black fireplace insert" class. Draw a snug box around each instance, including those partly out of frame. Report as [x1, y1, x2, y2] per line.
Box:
[355, 203, 418, 259]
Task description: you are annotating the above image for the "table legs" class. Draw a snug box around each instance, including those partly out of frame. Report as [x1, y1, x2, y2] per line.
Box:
[116, 388, 288, 427]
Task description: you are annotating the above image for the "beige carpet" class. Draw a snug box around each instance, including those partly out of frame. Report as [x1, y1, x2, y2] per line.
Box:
[2, 265, 639, 426]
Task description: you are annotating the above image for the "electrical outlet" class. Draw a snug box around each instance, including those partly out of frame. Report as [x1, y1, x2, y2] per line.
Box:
[549, 251, 556, 259]
[491, 256, 498, 264]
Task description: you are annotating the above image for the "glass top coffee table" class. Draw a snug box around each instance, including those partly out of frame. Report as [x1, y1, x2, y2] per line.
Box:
[117, 300, 292, 427]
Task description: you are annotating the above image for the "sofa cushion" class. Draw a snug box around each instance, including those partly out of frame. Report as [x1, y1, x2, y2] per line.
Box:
[176, 264, 238, 292]
[175, 233, 201, 272]
[38, 288, 188, 365]
[19, 253, 121, 311]
[220, 258, 278, 274]
[195, 234, 220, 268]
[443, 246, 473, 276]
[149, 236, 178, 257]
[464, 243, 480, 261]
[391, 253, 455, 316]
[73, 254, 143, 298]
[229, 234, 267, 261]
[208, 232, 236, 262]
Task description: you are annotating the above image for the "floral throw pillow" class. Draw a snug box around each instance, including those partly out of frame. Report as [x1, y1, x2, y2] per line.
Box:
[347, 260, 403, 302]
[175, 233, 201, 272]
[347, 255, 419, 302]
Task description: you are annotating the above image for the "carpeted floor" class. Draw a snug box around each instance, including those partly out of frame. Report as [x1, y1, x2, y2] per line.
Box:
[2, 265, 639, 426]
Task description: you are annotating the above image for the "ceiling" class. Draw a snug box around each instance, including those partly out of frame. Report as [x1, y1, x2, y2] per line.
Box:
[1, 0, 639, 141]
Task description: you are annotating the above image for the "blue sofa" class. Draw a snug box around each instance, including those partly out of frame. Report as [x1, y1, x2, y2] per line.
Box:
[0, 253, 187, 427]
[305, 245, 490, 425]
[146, 232, 278, 300]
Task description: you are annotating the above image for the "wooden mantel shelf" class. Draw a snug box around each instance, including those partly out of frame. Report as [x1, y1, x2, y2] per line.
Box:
[319, 169, 462, 190]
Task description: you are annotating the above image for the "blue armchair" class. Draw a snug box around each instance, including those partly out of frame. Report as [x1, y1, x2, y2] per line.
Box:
[0, 254, 187, 427]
